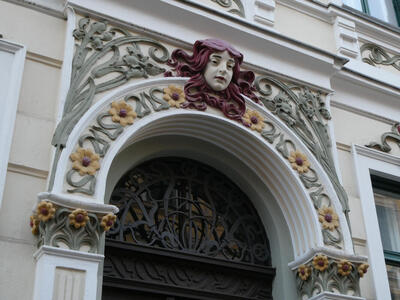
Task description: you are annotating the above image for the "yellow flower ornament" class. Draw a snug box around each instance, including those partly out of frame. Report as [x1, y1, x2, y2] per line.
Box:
[101, 213, 117, 231]
[297, 264, 311, 281]
[358, 263, 369, 277]
[337, 260, 353, 276]
[69, 208, 90, 229]
[288, 150, 311, 173]
[243, 109, 265, 132]
[318, 206, 339, 231]
[30, 215, 40, 235]
[109, 100, 137, 126]
[163, 85, 185, 108]
[70, 147, 100, 176]
[36, 201, 56, 222]
[312, 254, 329, 272]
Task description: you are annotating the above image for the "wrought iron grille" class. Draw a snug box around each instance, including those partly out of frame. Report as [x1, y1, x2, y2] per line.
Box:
[107, 157, 271, 266]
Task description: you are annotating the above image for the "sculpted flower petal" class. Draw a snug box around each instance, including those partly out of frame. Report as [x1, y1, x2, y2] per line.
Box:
[109, 100, 136, 126]
[70, 148, 101, 176]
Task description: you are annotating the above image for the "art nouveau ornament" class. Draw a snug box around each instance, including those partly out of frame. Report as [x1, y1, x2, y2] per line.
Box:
[166, 38, 260, 123]
[203, 50, 235, 91]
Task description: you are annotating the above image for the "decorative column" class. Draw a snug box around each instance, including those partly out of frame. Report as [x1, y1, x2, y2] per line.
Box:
[289, 249, 369, 300]
[30, 193, 117, 300]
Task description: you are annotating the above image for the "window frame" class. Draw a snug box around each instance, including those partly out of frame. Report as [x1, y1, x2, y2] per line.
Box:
[0, 39, 26, 209]
[352, 144, 400, 299]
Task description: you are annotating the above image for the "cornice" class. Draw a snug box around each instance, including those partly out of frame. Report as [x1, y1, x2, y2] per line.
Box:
[330, 101, 398, 125]
[352, 144, 400, 166]
[2, 0, 65, 19]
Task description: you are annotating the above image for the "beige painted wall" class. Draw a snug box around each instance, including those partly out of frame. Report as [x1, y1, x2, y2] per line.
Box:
[274, 3, 336, 53]
[0, 2, 65, 299]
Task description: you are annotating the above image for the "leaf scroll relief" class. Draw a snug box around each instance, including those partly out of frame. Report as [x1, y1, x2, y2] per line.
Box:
[254, 75, 350, 226]
[210, 0, 245, 17]
[66, 87, 169, 195]
[361, 43, 400, 71]
[49, 17, 170, 189]
[275, 135, 343, 248]
[366, 122, 400, 153]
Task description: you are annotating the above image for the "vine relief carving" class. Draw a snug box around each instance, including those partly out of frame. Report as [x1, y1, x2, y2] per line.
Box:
[253, 75, 350, 226]
[295, 254, 369, 299]
[49, 17, 170, 189]
[361, 43, 400, 71]
[366, 122, 400, 153]
[209, 0, 245, 17]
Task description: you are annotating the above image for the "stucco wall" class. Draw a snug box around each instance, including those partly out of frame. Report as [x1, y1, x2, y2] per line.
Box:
[0, 2, 65, 299]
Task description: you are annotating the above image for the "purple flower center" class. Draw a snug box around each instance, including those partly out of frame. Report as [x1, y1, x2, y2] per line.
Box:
[342, 264, 349, 271]
[295, 157, 303, 166]
[106, 220, 113, 227]
[318, 260, 325, 267]
[82, 156, 91, 167]
[119, 109, 127, 118]
[75, 214, 84, 223]
[300, 270, 305, 275]
[324, 214, 332, 223]
[30, 220, 34, 227]
[40, 208, 49, 216]
[171, 92, 180, 101]
[251, 116, 258, 124]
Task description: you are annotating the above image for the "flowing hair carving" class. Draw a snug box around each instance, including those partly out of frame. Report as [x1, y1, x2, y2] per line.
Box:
[165, 39, 259, 123]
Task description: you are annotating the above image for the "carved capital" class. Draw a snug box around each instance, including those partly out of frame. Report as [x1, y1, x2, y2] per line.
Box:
[30, 195, 118, 253]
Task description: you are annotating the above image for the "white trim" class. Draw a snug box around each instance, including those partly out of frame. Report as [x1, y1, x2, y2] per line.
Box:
[288, 246, 368, 269]
[352, 144, 398, 299]
[37, 192, 119, 214]
[0, 39, 26, 209]
[33, 245, 104, 262]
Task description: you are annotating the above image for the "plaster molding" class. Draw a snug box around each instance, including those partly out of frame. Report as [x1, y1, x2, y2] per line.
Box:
[276, 0, 332, 23]
[7, 163, 49, 179]
[333, 16, 360, 59]
[309, 292, 365, 300]
[253, 0, 276, 28]
[33, 245, 104, 262]
[288, 246, 368, 269]
[352, 144, 400, 166]
[26, 51, 62, 69]
[37, 192, 119, 214]
[330, 100, 397, 126]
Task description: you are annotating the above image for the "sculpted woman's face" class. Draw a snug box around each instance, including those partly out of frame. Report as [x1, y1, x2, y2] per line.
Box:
[203, 50, 235, 92]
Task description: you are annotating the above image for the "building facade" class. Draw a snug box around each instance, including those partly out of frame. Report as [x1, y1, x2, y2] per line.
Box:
[1, 0, 400, 299]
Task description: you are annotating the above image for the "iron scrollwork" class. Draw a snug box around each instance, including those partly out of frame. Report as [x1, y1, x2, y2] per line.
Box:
[106, 157, 272, 266]
[210, 0, 245, 17]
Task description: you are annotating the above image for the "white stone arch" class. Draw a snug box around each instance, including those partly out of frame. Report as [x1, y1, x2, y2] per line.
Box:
[51, 77, 353, 256]
[34, 77, 364, 300]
